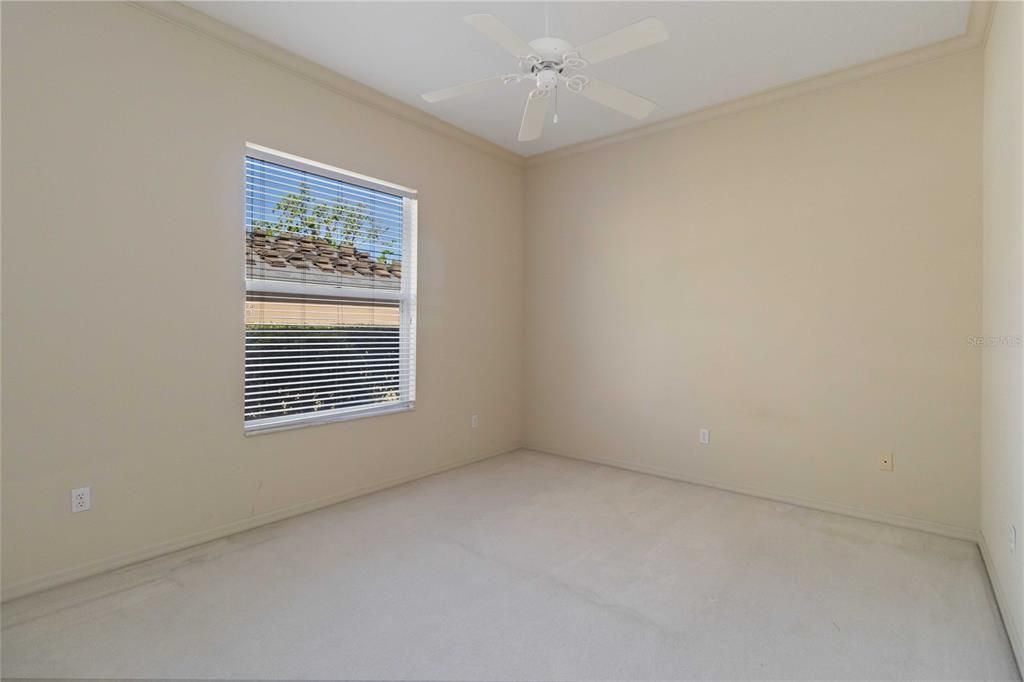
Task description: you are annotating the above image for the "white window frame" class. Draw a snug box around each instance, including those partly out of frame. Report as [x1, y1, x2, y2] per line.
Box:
[243, 144, 417, 435]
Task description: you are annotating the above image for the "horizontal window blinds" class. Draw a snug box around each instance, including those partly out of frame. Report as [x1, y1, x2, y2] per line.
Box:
[244, 151, 416, 432]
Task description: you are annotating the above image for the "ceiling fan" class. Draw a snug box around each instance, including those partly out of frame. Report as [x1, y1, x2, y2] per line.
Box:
[421, 13, 669, 142]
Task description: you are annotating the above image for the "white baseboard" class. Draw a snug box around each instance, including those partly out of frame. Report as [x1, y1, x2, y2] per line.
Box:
[528, 446, 980, 542]
[2, 446, 515, 602]
[979, 534, 1024, 676]
[9, 443, 1016, 677]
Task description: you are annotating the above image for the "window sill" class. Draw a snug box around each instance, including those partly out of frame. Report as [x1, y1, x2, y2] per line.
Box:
[244, 401, 415, 436]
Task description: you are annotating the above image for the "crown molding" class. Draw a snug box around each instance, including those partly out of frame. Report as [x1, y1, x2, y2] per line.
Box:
[526, 0, 993, 167]
[978, 0, 998, 48]
[127, 2, 526, 169]
[127, 1, 990, 171]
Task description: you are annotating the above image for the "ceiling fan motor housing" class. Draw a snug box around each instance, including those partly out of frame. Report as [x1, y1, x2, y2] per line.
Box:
[528, 36, 574, 62]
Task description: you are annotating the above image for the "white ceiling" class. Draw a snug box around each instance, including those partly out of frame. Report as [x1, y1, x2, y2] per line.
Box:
[188, 2, 971, 156]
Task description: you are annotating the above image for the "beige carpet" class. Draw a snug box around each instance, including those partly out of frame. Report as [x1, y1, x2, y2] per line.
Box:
[2, 450, 1018, 679]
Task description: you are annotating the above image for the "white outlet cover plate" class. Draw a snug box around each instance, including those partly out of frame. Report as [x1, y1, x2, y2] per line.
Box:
[71, 486, 91, 513]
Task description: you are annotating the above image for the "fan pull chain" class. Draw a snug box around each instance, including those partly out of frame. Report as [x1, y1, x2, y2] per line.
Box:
[553, 86, 559, 124]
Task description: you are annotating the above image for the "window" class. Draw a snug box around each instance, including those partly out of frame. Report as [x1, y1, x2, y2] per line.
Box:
[243, 144, 416, 433]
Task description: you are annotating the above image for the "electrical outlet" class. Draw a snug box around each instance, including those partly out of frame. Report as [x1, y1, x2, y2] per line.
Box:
[71, 487, 91, 513]
[699, 428, 710, 445]
[879, 453, 894, 471]
[471, 414, 479, 429]
[1011, 525, 1017, 555]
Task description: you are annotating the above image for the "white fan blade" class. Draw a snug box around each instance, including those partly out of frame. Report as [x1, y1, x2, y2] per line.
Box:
[422, 76, 504, 103]
[465, 14, 537, 58]
[574, 17, 668, 65]
[518, 91, 549, 142]
[577, 78, 656, 119]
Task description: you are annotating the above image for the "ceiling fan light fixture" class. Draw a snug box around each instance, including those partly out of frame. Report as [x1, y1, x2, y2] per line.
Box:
[536, 69, 558, 92]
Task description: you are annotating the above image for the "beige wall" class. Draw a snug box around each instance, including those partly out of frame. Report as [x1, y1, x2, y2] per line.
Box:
[1, 2, 524, 597]
[525, 50, 984, 536]
[0, 2, 1002, 603]
[981, 0, 1024, 658]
